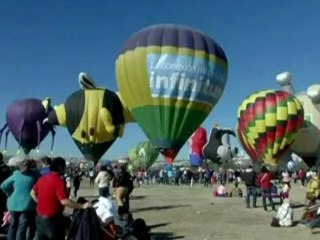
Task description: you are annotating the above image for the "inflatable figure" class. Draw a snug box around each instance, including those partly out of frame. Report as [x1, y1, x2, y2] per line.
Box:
[202, 125, 238, 164]
[0, 98, 55, 154]
[189, 127, 207, 167]
[46, 73, 134, 163]
[276, 72, 320, 167]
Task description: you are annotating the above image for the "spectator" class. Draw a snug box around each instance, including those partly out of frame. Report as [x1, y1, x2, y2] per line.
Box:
[30, 157, 91, 239]
[95, 165, 112, 198]
[0, 152, 12, 234]
[72, 168, 82, 198]
[114, 165, 134, 212]
[299, 168, 306, 186]
[241, 164, 257, 208]
[306, 171, 320, 202]
[1, 159, 38, 240]
[257, 166, 276, 212]
[88, 168, 95, 187]
[271, 198, 293, 227]
[40, 156, 52, 176]
[229, 182, 243, 198]
[214, 182, 228, 197]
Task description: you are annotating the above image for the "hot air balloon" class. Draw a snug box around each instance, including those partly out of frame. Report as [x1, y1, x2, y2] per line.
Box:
[129, 140, 159, 170]
[237, 90, 304, 166]
[188, 127, 207, 166]
[0, 98, 55, 155]
[46, 73, 134, 164]
[116, 24, 228, 163]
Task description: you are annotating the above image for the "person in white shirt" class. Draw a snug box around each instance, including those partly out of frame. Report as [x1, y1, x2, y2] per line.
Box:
[95, 166, 112, 198]
[271, 198, 293, 227]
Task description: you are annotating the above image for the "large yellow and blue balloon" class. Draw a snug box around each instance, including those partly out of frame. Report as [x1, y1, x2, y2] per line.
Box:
[237, 90, 304, 165]
[116, 24, 228, 163]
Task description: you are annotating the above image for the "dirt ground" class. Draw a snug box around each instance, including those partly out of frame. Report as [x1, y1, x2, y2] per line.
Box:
[123, 182, 319, 240]
[1, 180, 319, 240]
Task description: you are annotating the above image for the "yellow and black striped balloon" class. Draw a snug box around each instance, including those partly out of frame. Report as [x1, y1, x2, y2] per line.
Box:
[48, 88, 133, 163]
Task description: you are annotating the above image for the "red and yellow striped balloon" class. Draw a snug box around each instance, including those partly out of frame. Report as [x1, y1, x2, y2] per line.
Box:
[237, 90, 304, 165]
[236, 124, 259, 162]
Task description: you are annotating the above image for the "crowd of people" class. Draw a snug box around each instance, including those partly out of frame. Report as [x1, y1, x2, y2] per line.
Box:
[1, 149, 320, 238]
[0, 152, 148, 240]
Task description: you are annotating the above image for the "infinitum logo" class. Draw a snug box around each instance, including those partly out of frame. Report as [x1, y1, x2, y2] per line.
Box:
[147, 53, 226, 105]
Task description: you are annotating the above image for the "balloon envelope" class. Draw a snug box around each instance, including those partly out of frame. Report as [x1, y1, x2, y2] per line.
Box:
[48, 89, 126, 163]
[6, 98, 53, 154]
[130, 140, 159, 170]
[237, 90, 304, 165]
[189, 127, 207, 166]
[116, 24, 228, 163]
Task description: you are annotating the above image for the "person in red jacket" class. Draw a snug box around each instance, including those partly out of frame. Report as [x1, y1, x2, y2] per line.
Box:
[257, 166, 276, 212]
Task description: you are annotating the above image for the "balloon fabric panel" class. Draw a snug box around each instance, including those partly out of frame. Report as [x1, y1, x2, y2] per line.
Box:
[236, 125, 259, 161]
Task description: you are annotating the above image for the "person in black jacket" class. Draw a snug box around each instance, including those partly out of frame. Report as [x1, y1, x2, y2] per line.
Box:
[240, 164, 257, 208]
[114, 165, 134, 212]
[0, 152, 12, 233]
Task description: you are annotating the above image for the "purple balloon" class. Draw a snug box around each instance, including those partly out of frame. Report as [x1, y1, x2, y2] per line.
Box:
[4, 98, 54, 154]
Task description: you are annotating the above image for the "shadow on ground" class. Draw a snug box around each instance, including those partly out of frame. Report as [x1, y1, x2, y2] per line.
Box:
[132, 204, 189, 213]
[149, 222, 171, 229]
[291, 203, 306, 209]
[130, 195, 147, 200]
[150, 232, 185, 240]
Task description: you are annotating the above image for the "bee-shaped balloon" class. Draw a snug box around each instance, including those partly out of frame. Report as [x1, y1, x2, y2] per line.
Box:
[46, 73, 134, 163]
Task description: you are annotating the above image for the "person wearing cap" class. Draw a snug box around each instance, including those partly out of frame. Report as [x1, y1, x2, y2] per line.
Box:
[0, 152, 11, 234]
[1, 159, 38, 240]
[30, 157, 91, 240]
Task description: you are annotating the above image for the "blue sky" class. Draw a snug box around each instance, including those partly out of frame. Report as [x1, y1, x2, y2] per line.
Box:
[1, 1, 320, 161]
